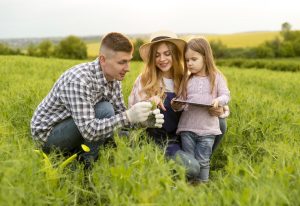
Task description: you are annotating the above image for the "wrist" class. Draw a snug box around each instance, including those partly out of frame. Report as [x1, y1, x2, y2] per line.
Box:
[125, 110, 132, 123]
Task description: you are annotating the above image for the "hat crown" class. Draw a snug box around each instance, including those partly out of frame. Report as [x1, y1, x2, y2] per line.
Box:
[150, 30, 178, 42]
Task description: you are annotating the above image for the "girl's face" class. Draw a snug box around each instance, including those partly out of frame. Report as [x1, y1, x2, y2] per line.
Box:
[155, 43, 173, 77]
[185, 48, 206, 76]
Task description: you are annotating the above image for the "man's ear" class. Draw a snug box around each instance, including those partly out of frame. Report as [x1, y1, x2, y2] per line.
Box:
[99, 55, 105, 64]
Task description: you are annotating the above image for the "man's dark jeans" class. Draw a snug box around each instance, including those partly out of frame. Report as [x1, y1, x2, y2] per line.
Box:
[42, 101, 114, 166]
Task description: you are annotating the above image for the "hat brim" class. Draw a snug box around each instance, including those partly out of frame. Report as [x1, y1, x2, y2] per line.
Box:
[139, 38, 186, 62]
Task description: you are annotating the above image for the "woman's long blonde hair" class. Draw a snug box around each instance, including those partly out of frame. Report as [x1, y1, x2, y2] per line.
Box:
[178, 37, 224, 99]
[140, 41, 184, 99]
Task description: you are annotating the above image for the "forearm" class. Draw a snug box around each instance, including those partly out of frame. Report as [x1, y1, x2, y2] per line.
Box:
[78, 112, 130, 141]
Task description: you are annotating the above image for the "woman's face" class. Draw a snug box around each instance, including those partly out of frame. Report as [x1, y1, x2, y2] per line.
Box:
[185, 48, 206, 76]
[155, 43, 173, 76]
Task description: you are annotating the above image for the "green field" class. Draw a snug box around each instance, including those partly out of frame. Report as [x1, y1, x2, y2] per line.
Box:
[0, 56, 299, 205]
[87, 31, 279, 58]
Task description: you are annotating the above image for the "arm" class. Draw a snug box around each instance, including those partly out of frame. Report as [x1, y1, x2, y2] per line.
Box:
[216, 73, 230, 106]
[113, 81, 127, 114]
[60, 81, 129, 142]
[128, 75, 145, 108]
[128, 75, 167, 110]
[209, 73, 231, 117]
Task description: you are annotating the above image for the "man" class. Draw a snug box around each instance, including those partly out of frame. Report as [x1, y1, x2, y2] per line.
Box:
[31, 32, 164, 168]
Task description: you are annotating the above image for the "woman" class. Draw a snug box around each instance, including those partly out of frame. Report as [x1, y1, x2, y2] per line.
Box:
[129, 30, 184, 156]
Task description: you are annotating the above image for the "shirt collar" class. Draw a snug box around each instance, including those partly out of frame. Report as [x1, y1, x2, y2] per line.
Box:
[93, 58, 109, 86]
[93, 58, 117, 89]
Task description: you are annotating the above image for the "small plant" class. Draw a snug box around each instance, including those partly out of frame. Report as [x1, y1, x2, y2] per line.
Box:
[34, 144, 90, 187]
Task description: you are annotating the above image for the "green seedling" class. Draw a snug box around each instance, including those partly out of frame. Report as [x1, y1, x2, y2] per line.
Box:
[151, 100, 157, 110]
[34, 144, 90, 187]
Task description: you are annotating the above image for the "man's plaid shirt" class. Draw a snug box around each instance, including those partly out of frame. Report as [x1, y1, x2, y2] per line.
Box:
[31, 58, 130, 142]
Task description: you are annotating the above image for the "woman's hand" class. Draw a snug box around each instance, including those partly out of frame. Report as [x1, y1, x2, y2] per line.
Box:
[171, 98, 186, 111]
[219, 105, 230, 118]
[149, 96, 166, 111]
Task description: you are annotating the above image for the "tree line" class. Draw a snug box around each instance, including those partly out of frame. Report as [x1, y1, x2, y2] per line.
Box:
[0, 35, 146, 61]
[0, 35, 87, 59]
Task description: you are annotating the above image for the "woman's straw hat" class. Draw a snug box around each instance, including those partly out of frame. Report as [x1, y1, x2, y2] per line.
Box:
[139, 30, 186, 62]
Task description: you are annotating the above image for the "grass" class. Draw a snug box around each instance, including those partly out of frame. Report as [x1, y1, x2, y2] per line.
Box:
[0, 55, 299, 205]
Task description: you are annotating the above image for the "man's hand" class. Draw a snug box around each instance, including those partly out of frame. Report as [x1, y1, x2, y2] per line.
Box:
[152, 109, 164, 128]
[126, 102, 152, 123]
[141, 109, 164, 128]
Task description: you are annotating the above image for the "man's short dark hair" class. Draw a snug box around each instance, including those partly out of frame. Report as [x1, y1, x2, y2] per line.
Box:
[100, 32, 133, 53]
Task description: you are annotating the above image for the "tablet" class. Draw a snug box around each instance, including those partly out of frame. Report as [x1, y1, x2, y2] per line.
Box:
[173, 99, 213, 107]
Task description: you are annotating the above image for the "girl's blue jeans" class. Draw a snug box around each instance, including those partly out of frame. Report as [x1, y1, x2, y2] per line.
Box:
[180, 132, 215, 181]
[172, 118, 226, 179]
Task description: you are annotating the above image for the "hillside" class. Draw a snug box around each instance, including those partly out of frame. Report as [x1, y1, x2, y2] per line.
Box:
[87, 31, 280, 57]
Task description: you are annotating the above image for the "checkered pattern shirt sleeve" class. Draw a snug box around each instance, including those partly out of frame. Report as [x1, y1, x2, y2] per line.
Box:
[114, 81, 127, 114]
[59, 80, 128, 142]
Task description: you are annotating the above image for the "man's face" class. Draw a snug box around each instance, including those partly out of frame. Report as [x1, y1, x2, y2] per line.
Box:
[100, 51, 132, 81]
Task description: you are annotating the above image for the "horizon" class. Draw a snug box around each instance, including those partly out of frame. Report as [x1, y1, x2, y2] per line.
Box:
[0, 30, 282, 40]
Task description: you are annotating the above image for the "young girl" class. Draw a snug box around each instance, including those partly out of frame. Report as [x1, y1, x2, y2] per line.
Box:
[173, 37, 230, 183]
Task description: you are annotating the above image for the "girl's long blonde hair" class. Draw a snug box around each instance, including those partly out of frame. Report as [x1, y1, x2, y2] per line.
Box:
[140, 41, 184, 99]
[178, 37, 225, 99]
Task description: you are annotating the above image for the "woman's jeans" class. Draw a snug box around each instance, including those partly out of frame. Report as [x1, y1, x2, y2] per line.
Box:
[213, 118, 226, 152]
[42, 101, 114, 167]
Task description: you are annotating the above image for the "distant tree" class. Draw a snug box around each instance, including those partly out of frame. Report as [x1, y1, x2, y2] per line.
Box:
[278, 41, 295, 57]
[280, 22, 295, 41]
[38, 40, 53, 57]
[27, 44, 38, 56]
[0, 43, 11, 54]
[264, 37, 281, 57]
[132, 38, 145, 61]
[255, 45, 275, 58]
[210, 40, 228, 58]
[292, 38, 300, 56]
[54, 36, 87, 59]
[0, 43, 21, 55]
[281, 22, 292, 33]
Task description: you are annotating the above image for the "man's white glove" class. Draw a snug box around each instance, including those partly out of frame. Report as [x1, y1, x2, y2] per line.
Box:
[125, 102, 152, 123]
[141, 109, 165, 128]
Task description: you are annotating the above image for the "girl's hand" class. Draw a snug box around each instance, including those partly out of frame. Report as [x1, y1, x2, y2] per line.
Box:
[212, 98, 219, 108]
[171, 98, 185, 111]
[208, 106, 224, 117]
[149, 96, 166, 111]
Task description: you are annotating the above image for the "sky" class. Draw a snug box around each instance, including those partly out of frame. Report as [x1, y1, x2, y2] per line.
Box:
[0, 0, 299, 39]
